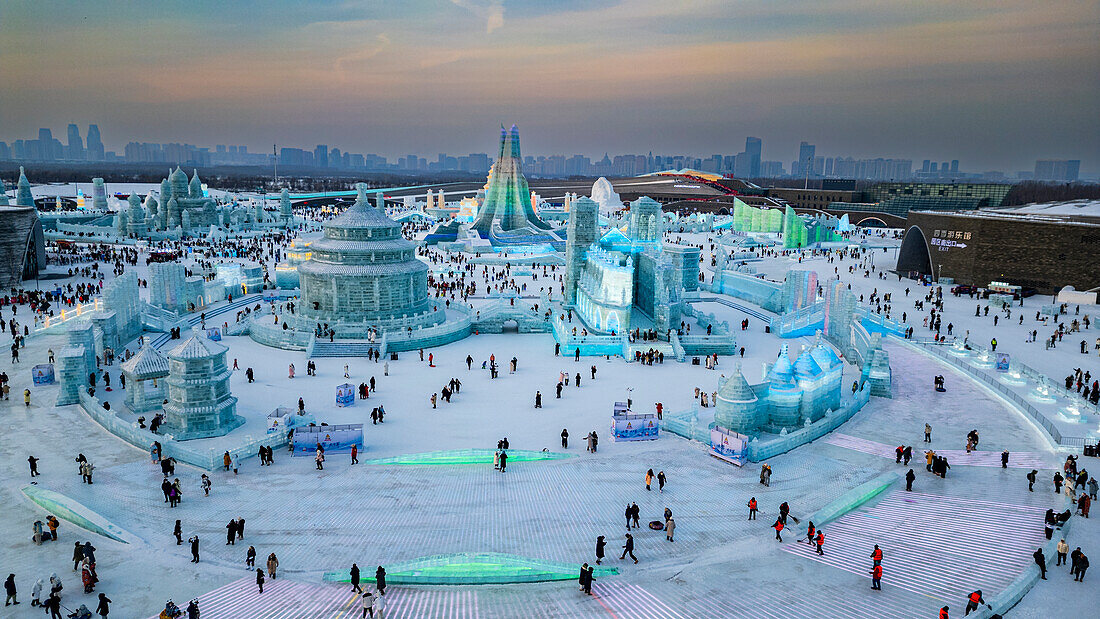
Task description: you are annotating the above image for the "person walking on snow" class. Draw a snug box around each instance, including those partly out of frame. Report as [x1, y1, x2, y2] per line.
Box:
[773, 518, 784, 541]
[815, 531, 825, 555]
[350, 563, 362, 593]
[360, 590, 375, 618]
[256, 568, 265, 594]
[747, 497, 757, 520]
[620, 533, 637, 563]
[266, 553, 279, 579]
[375, 566, 386, 595]
[870, 563, 882, 590]
[665, 517, 676, 542]
[595, 536, 606, 565]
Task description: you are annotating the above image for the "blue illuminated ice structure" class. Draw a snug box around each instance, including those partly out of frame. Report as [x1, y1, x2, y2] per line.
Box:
[713, 340, 844, 436]
[161, 333, 243, 440]
[564, 196, 699, 337]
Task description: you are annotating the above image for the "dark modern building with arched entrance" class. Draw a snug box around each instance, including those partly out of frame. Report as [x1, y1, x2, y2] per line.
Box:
[897, 209, 1100, 294]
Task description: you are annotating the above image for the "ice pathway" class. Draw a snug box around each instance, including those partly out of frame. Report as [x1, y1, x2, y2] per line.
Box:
[783, 490, 1048, 602]
[823, 433, 1050, 469]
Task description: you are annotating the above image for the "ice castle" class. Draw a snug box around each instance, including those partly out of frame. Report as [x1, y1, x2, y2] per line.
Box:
[714, 340, 844, 436]
[563, 195, 700, 335]
[287, 183, 445, 339]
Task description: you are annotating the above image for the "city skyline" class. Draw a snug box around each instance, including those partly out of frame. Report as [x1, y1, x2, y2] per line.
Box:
[0, 1, 1097, 174]
[1, 123, 1084, 182]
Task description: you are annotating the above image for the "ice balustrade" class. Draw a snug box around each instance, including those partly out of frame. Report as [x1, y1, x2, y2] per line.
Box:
[78, 391, 287, 470]
[33, 299, 103, 334]
[248, 315, 311, 350]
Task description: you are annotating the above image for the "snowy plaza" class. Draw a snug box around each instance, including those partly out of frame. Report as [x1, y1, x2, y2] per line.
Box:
[2, 166, 1099, 619]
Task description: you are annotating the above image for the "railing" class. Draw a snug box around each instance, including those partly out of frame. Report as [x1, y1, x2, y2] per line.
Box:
[248, 316, 312, 350]
[854, 307, 907, 336]
[771, 301, 826, 336]
[33, 299, 103, 334]
[746, 385, 872, 461]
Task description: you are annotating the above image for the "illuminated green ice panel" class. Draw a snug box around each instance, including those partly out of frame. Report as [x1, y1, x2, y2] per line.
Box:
[360, 449, 575, 466]
[323, 552, 617, 585]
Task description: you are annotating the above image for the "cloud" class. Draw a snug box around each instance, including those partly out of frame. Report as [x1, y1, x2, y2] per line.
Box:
[334, 33, 392, 79]
[449, 0, 505, 34]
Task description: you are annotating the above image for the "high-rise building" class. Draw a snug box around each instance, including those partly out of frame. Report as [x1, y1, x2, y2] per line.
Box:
[950, 160, 959, 174]
[86, 125, 105, 161]
[1033, 159, 1080, 182]
[797, 142, 815, 177]
[66, 124, 84, 160]
[745, 137, 762, 177]
[314, 144, 328, 168]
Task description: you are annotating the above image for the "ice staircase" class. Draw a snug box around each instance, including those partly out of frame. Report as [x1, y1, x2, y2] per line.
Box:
[782, 490, 1048, 603]
[309, 340, 381, 358]
[710, 297, 772, 322]
[143, 578, 358, 619]
[148, 294, 261, 349]
[623, 339, 675, 362]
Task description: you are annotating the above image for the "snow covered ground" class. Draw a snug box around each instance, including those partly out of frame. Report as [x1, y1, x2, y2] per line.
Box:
[1, 226, 1097, 618]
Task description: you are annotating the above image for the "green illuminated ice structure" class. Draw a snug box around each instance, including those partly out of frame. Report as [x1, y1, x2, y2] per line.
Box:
[471, 125, 551, 235]
[782, 206, 844, 249]
[732, 199, 782, 233]
[323, 553, 617, 585]
[361, 449, 574, 466]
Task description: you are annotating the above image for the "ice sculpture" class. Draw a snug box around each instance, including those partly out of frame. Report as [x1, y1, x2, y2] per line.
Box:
[162, 333, 243, 440]
[590, 177, 623, 214]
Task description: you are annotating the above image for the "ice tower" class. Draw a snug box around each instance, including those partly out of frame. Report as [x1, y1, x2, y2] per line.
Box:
[470, 125, 550, 234]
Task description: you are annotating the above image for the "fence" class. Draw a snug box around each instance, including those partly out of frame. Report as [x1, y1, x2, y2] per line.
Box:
[32, 299, 103, 335]
[78, 391, 287, 470]
[902, 340, 1088, 448]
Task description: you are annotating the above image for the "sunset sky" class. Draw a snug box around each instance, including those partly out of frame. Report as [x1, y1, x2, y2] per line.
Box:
[1, 0, 1097, 173]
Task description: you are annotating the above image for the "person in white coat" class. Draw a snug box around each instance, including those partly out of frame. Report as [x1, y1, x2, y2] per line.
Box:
[360, 590, 375, 618]
[30, 578, 42, 606]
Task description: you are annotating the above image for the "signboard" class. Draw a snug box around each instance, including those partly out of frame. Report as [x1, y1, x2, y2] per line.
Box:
[205, 327, 222, 341]
[994, 353, 1011, 373]
[710, 426, 748, 466]
[335, 383, 355, 407]
[611, 412, 659, 442]
[291, 424, 363, 455]
[32, 364, 55, 385]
